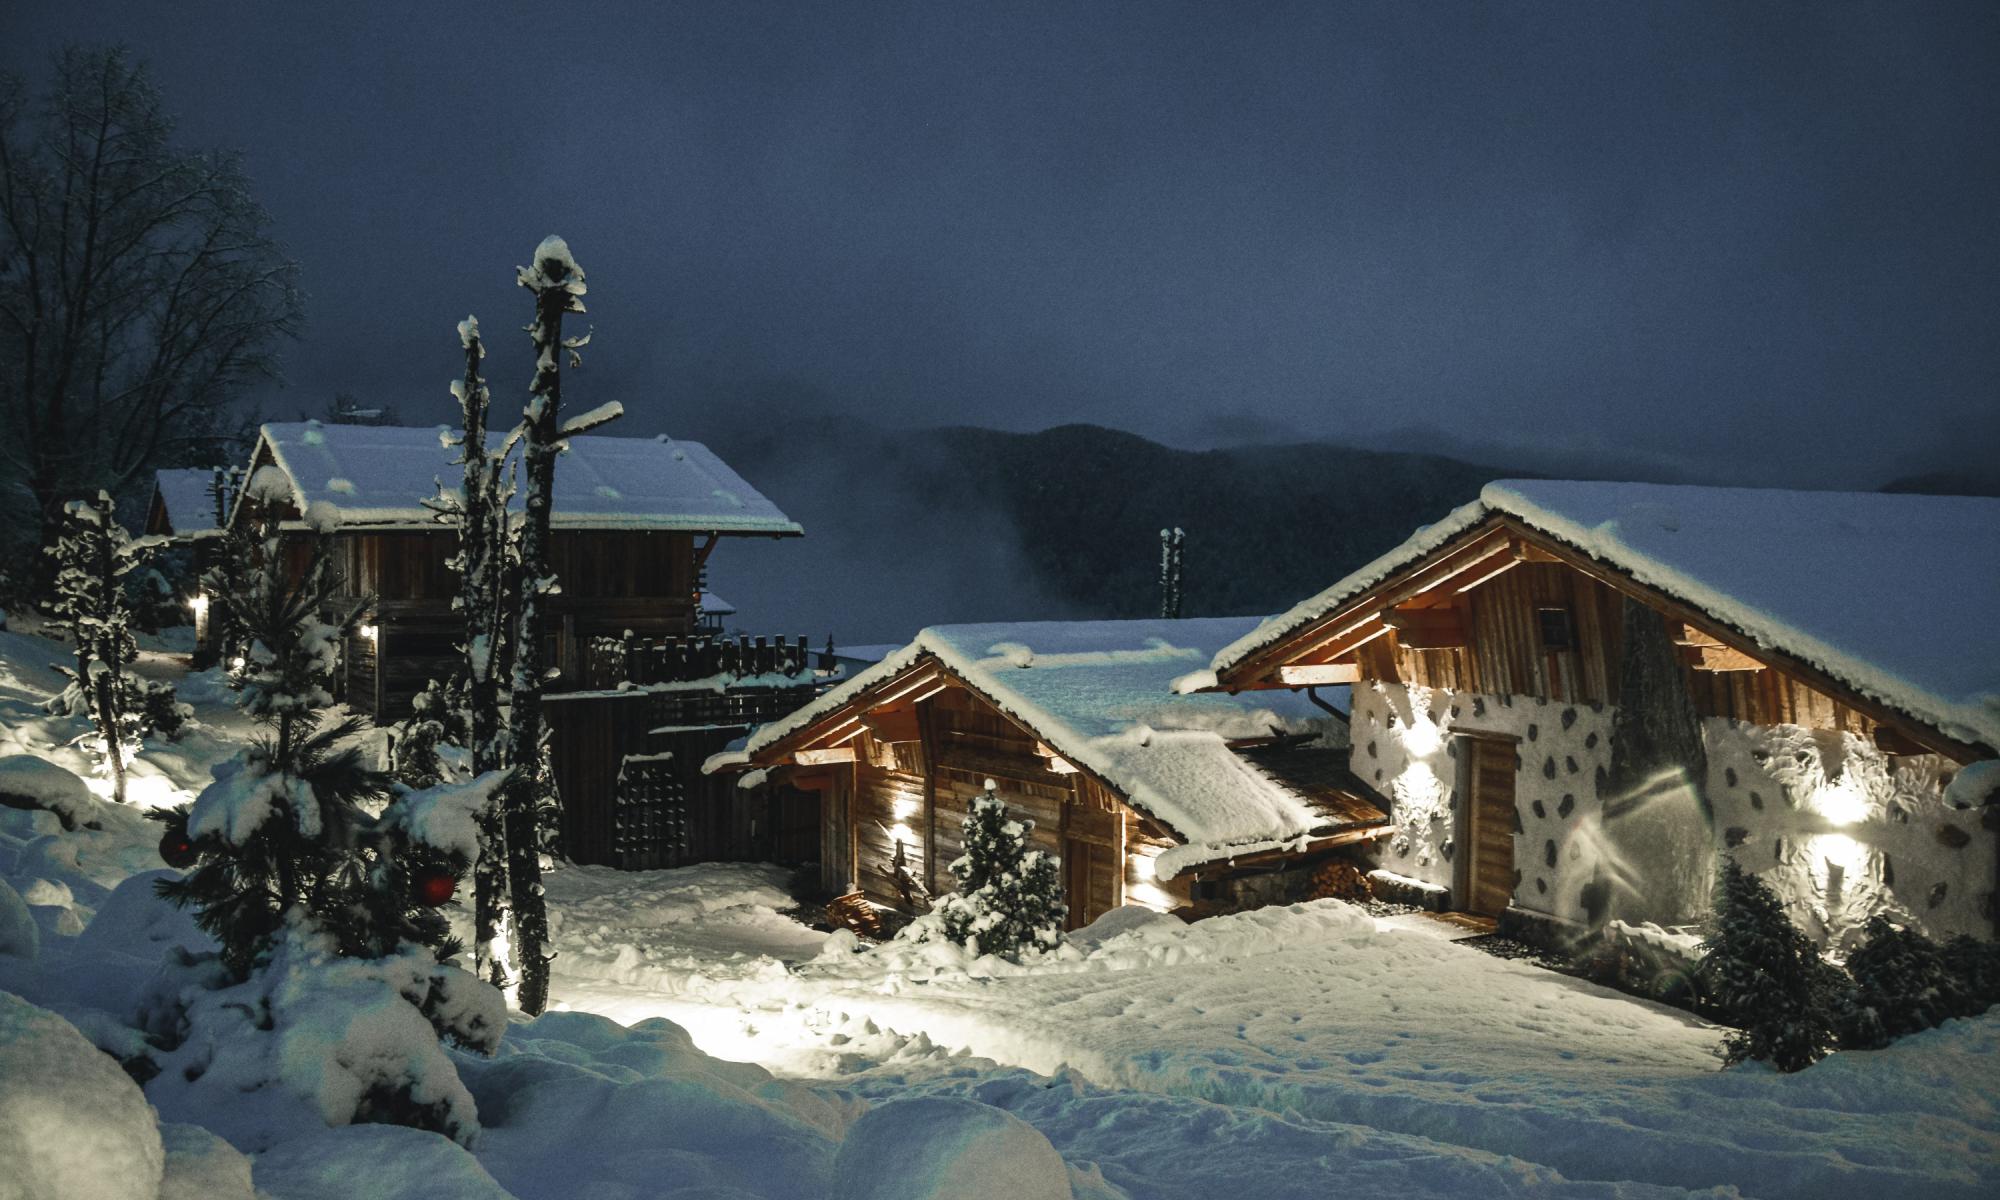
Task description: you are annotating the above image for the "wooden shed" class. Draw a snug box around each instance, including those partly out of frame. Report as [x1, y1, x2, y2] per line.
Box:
[709, 618, 1389, 928]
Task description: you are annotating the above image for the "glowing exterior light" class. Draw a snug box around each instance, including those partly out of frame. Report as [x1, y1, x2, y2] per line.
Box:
[357, 623, 379, 643]
[187, 593, 209, 616]
[1811, 777, 1868, 827]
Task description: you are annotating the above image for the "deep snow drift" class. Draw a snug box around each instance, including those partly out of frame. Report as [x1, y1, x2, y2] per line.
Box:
[2, 622, 1997, 1199]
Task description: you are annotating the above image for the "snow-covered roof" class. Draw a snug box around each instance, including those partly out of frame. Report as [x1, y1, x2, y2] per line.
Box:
[733, 617, 1378, 876]
[246, 422, 802, 535]
[150, 468, 223, 536]
[1210, 480, 2000, 755]
[698, 591, 736, 616]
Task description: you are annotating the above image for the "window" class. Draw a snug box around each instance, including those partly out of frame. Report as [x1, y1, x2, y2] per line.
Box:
[1536, 607, 1574, 651]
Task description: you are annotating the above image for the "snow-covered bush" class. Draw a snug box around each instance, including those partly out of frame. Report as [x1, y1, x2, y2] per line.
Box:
[143, 919, 504, 1149]
[391, 678, 467, 789]
[1836, 916, 1967, 1049]
[1697, 858, 1844, 1071]
[0, 754, 105, 832]
[907, 780, 1066, 962]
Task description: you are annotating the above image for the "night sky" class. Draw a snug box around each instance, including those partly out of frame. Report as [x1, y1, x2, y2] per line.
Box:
[5, 2, 1996, 487]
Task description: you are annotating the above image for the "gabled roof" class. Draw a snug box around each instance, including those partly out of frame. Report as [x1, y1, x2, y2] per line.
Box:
[150, 468, 225, 537]
[1205, 480, 2000, 758]
[242, 422, 802, 535]
[717, 617, 1384, 877]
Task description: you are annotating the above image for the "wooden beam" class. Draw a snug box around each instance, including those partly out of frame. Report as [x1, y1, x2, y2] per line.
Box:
[1380, 606, 1466, 649]
[861, 707, 922, 744]
[1681, 644, 1765, 672]
[795, 746, 857, 766]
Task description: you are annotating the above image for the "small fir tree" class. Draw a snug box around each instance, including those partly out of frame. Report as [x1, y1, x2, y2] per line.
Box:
[390, 678, 468, 791]
[932, 780, 1067, 960]
[1696, 857, 1843, 1071]
[149, 499, 502, 1142]
[44, 491, 154, 802]
[1837, 917, 1969, 1048]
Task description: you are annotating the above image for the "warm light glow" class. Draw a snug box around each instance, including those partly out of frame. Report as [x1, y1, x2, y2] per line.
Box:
[1815, 832, 1868, 875]
[892, 793, 922, 822]
[1811, 776, 1868, 827]
[229, 655, 246, 671]
[1131, 853, 1157, 882]
[1400, 718, 1443, 758]
[357, 623, 379, 642]
[187, 593, 209, 616]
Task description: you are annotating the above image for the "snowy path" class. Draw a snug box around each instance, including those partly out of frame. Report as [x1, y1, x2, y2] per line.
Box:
[542, 864, 2000, 1200]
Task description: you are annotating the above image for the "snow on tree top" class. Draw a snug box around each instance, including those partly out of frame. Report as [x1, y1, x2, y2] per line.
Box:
[1210, 480, 2000, 754]
[734, 617, 1359, 876]
[248, 423, 802, 535]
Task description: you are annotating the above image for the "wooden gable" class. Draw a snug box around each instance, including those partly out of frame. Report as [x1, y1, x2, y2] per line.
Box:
[1216, 514, 1980, 762]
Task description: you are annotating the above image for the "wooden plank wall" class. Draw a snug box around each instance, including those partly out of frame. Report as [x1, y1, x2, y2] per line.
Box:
[841, 685, 1130, 927]
[1376, 560, 1878, 738]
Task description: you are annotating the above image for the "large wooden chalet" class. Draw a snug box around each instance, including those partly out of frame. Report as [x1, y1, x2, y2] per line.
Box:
[223, 421, 803, 716]
[217, 420, 836, 871]
[1198, 480, 2000, 950]
[709, 618, 1388, 928]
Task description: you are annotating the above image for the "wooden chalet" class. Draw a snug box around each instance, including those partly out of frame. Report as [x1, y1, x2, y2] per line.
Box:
[709, 618, 1388, 927]
[148, 467, 237, 656]
[217, 420, 839, 872]
[1198, 480, 2000, 949]
[222, 421, 803, 717]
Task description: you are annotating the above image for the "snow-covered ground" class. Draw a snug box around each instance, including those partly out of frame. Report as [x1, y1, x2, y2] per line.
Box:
[3, 623, 1997, 1199]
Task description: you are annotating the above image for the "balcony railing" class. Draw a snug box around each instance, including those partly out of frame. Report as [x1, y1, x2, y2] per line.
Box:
[584, 632, 832, 691]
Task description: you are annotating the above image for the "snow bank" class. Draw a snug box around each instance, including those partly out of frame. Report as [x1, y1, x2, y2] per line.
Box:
[0, 992, 164, 1200]
[0, 755, 102, 831]
[252, 1124, 511, 1200]
[158, 1122, 257, 1200]
[0, 876, 37, 959]
[833, 1096, 1073, 1200]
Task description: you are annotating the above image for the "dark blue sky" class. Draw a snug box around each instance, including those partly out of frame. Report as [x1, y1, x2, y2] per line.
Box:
[6, 1, 1995, 486]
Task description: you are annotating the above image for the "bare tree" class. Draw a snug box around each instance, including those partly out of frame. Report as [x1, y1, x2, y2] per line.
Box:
[0, 47, 302, 560]
[503, 236, 618, 1014]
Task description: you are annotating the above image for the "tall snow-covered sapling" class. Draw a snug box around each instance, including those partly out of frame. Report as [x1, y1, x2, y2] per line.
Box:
[430, 313, 519, 986]
[932, 779, 1067, 960]
[501, 236, 622, 1014]
[44, 491, 154, 802]
[1696, 857, 1843, 1071]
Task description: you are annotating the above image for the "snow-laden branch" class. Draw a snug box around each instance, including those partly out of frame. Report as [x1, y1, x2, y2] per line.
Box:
[558, 400, 623, 439]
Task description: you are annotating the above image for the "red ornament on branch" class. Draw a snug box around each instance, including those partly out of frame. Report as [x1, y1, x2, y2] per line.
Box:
[413, 867, 458, 907]
[158, 827, 198, 869]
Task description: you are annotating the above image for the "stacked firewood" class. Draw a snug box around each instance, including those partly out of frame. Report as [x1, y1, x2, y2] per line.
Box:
[825, 892, 886, 938]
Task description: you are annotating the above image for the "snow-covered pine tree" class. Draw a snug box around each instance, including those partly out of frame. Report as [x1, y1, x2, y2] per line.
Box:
[148, 496, 503, 1146]
[932, 780, 1067, 960]
[1696, 857, 1843, 1071]
[503, 236, 621, 1014]
[44, 491, 155, 802]
[1837, 916, 1968, 1048]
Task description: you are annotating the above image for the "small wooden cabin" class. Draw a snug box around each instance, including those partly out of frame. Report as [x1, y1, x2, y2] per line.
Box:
[710, 618, 1388, 927]
[221, 421, 803, 717]
[1202, 480, 2000, 950]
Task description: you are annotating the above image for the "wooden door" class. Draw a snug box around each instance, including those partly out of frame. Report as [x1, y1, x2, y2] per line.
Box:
[1461, 737, 1517, 917]
[1061, 799, 1122, 930]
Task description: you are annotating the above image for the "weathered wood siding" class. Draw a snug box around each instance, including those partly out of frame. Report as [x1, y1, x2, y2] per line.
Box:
[842, 685, 1131, 928]
[1375, 560, 1879, 738]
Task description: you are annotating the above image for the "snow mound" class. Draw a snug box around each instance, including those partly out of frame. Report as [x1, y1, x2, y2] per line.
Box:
[252, 1124, 511, 1200]
[833, 1096, 1072, 1200]
[75, 868, 214, 961]
[0, 992, 165, 1200]
[159, 1122, 257, 1200]
[461, 1010, 840, 1198]
[0, 755, 101, 831]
